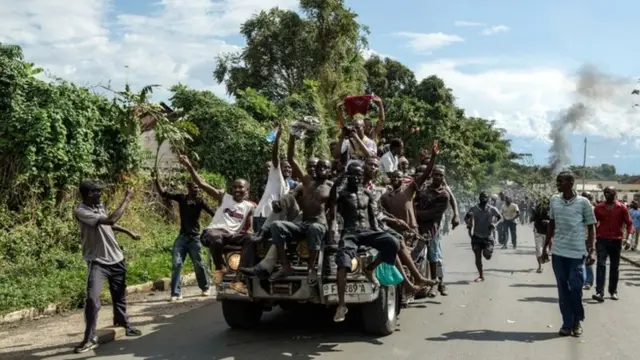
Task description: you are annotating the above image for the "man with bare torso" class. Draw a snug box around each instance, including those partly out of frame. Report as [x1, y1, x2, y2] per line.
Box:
[332, 163, 400, 322]
[269, 158, 332, 282]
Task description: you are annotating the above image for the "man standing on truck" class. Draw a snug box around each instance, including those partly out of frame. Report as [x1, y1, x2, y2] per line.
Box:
[331, 163, 401, 322]
[155, 173, 214, 302]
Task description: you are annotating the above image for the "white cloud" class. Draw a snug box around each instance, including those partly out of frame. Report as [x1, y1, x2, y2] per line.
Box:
[361, 48, 393, 60]
[414, 58, 640, 140]
[481, 25, 510, 35]
[394, 32, 463, 53]
[454, 21, 484, 27]
[0, 0, 298, 101]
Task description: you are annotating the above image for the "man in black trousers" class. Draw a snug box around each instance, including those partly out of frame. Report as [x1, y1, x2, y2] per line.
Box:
[73, 180, 142, 353]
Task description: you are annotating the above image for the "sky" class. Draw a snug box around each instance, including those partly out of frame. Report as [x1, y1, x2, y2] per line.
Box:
[2, 0, 640, 173]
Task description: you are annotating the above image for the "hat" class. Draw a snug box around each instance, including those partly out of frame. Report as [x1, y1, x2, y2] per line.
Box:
[79, 180, 105, 194]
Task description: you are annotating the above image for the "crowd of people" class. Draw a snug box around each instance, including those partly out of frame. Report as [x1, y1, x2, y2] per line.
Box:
[70, 96, 639, 352]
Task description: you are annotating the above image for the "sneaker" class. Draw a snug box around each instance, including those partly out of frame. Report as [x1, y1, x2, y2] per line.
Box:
[201, 289, 211, 297]
[572, 321, 583, 337]
[74, 336, 98, 353]
[333, 305, 348, 322]
[438, 283, 448, 296]
[611, 293, 619, 300]
[125, 326, 142, 337]
[583, 284, 591, 290]
[558, 328, 572, 337]
[592, 293, 605, 303]
[168, 295, 183, 302]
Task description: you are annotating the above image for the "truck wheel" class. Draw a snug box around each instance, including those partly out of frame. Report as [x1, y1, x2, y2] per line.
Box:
[221, 300, 263, 329]
[361, 285, 398, 336]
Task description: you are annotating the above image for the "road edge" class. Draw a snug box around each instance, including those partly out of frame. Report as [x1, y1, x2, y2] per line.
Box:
[0, 272, 198, 325]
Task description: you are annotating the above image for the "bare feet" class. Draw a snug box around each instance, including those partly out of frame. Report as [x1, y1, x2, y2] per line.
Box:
[364, 268, 380, 286]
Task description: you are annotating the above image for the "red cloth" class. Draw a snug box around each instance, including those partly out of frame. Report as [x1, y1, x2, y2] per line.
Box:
[594, 200, 633, 239]
[343, 95, 375, 117]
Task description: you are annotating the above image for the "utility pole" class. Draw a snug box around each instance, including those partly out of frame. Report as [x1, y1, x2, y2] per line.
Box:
[582, 137, 587, 191]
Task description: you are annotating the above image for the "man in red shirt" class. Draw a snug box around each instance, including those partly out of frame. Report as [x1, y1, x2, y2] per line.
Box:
[592, 187, 633, 302]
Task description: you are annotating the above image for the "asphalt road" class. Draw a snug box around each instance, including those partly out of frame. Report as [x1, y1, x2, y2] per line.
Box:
[9, 225, 640, 360]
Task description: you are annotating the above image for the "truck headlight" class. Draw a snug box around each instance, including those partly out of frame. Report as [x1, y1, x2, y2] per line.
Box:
[226, 252, 241, 271]
[296, 240, 309, 259]
[351, 257, 359, 272]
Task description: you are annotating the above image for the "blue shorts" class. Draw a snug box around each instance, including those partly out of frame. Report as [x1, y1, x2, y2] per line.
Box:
[427, 234, 443, 263]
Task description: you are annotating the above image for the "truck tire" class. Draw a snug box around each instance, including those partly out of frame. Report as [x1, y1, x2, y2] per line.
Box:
[221, 300, 263, 329]
[361, 285, 398, 336]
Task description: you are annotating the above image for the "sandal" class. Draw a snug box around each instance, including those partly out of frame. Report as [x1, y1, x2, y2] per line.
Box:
[426, 286, 437, 298]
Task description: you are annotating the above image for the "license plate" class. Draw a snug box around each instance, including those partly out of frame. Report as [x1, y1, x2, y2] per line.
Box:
[322, 282, 372, 296]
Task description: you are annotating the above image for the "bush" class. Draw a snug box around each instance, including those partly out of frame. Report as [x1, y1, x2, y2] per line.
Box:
[0, 173, 225, 315]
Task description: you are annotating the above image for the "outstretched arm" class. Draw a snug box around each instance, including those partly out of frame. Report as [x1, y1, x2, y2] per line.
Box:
[414, 140, 439, 188]
[287, 134, 306, 182]
[112, 225, 140, 240]
[178, 155, 224, 202]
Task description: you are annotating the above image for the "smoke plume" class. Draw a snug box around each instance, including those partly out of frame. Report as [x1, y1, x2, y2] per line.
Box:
[548, 65, 631, 173]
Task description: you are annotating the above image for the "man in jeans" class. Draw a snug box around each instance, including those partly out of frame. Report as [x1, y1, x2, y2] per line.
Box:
[501, 196, 520, 249]
[542, 171, 596, 337]
[74, 181, 142, 353]
[155, 175, 214, 301]
[591, 187, 633, 302]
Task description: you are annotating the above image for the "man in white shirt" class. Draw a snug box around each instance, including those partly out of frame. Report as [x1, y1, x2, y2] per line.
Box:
[254, 125, 290, 233]
[178, 155, 256, 294]
[501, 196, 520, 249]
[379, 138, 403, 180]
[332, 118, 377, 168]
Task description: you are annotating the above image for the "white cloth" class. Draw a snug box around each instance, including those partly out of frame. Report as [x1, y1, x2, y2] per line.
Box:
[207, 194, 255, 233]
[502, 203, 520, 221]
[379, 151, 397, 176]
[341, 136, 377, 167]
[254, 164, 289, 218]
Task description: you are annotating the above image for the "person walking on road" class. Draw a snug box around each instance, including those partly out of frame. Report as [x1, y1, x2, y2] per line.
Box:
[155, 175, 214, 302]
[74, 181, 142, 353]
[591, 187, 634, 302]
[465, 191, 502, 282]
[628, 201, 640, 251]
[501, 196, 520, 249]
[581, 192, 596, 290]
[542, 171, 596, 337]
[530, 197, 550, 273]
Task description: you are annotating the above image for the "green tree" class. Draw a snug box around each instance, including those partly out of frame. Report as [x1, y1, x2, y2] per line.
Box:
[364, 55, 417, 99]
[169, 85, 270, 195]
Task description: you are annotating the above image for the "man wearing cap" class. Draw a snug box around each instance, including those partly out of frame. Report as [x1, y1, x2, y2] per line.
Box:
[73, 180, 142, 353]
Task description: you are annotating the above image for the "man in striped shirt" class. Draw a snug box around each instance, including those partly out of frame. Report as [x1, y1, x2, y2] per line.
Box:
[542, 171, 596, 337]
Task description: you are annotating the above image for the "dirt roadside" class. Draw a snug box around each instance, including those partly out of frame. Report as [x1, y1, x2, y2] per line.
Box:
[0, 285, 215, 359]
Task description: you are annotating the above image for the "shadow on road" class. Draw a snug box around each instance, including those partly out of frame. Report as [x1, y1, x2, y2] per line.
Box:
[518, 296, 557, 304]
[484, 268, 535, 274]
[1, 302, 386, 360]
[426, 329, 557, 343]
[510, 283, 557, 289]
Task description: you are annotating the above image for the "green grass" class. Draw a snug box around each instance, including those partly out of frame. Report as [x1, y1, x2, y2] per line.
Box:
[0, 183, 215, 316]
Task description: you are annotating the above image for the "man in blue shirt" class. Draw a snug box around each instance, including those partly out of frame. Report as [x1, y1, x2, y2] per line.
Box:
[542, 171, 596, 338]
